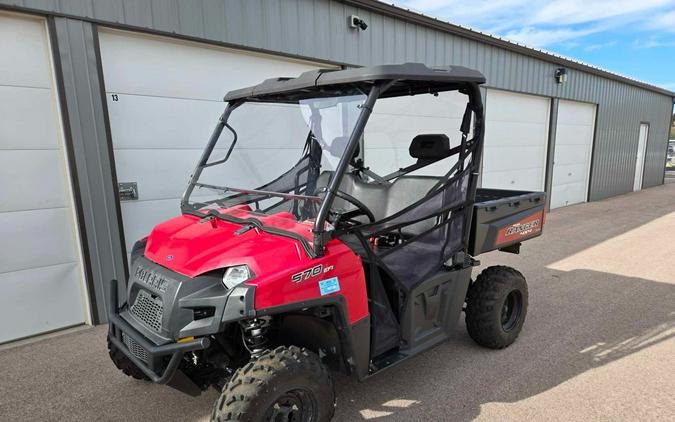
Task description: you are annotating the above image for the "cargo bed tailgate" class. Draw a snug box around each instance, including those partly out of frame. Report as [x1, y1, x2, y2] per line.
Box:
[469, 188, 546, 256]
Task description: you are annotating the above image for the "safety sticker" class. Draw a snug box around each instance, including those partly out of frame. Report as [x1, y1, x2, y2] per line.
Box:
[319, 277, 340, 296]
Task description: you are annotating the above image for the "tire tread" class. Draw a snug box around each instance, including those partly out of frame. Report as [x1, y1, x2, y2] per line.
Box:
[211, 345, 335, 422]
[465, 265, 528, 349]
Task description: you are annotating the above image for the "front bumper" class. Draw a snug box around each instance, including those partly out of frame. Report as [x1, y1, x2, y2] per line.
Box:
[107, 278, 210, 384]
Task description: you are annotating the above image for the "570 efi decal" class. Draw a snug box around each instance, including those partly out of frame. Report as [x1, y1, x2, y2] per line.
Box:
[291, 264, 335, 283]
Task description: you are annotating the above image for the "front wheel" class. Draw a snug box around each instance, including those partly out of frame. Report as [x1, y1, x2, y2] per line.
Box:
[211, 346, 335, 422]
[465, 266, 528, 349]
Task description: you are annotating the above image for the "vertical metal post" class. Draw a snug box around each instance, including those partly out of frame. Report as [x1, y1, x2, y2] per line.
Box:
[312, 85, 382, 255]
[544, 98, 559, 210]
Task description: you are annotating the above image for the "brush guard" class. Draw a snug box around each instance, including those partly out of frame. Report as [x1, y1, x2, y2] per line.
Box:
[107, 279, 210, 384]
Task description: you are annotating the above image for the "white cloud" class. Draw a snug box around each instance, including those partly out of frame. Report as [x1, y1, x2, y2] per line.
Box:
[648, 10, 675, 31]
[633, 38, 675, 48]
[530, 0, 673, 26]
[393, 0, 675, 48]
[584, 41, 618, 51]
[502, 26, 601, 48]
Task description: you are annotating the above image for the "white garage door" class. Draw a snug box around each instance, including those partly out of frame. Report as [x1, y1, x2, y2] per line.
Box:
[482, 89, 550, 191]
[98, 29, 330, 257]
[551, 100, 596, 208]
[0, 13, 88, 343]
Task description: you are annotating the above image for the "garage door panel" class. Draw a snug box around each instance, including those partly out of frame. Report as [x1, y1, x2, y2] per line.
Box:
[226, 103, 313, 149]
[555, 124, 594, 146]
[558, 101, 595, 125]
[552, 144, 591, 166]
[120, 199, 182, 251]
[483, 145, 546, 173]
[108, 96, 308, 151]
[0, 262, 85, 343]
[0, 86, 60, 150]
[483, 89, 550, 192]
[551, 182, 587, 208]
[485, 121, 549, 147]
[115, 148, 304, 202]
[553, 163, 587, 185]
[99, 30, 320, 100]
[373, 91, 469, 118]
[0, 14, 52, 88]
[551, 100, 596, 208]
[106, 94, 223, 150]
[0, 150, 69, 212]
[366, 114, 463, 149]
[0, 207, 79, 275]
[482, 167, 544, 191]
[485, 91, 550, 123]
[0, 13, 87, 343]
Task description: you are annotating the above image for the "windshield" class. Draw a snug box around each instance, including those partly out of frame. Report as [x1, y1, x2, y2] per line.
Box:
[183, 92, 367, 222]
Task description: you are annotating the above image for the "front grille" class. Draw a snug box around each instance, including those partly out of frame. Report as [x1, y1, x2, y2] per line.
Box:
[130, 289, 163, 332]
[122, 332, 149, 363]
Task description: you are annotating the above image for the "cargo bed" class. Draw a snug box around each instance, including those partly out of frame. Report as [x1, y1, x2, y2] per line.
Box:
[469, 188, 546, 256]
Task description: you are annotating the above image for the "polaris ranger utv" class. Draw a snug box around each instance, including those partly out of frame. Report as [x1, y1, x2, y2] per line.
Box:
[107, 63, 546, 421]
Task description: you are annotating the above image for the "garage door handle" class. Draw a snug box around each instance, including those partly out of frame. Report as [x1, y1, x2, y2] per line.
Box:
[118, 182, 139, 201]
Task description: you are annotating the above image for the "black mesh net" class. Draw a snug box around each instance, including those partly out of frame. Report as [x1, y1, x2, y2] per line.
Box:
[360, 168, 470, 239]
[380, 213, 464, 290]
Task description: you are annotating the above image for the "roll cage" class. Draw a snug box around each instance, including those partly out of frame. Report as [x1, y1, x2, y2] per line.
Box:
[181, 63, 486, 260]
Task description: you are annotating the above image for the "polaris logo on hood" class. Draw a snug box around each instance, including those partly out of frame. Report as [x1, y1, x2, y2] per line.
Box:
[134, 265, 169, 293]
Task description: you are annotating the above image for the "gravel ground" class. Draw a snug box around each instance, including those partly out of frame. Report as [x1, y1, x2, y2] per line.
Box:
[1, 184, 674, 421]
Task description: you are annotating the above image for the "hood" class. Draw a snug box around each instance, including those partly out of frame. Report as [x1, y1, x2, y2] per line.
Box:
[144, 210, 315, 278]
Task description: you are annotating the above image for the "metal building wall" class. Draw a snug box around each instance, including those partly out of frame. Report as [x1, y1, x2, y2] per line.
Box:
[48, 17, 128, 323]
[1, 0, 672, 200]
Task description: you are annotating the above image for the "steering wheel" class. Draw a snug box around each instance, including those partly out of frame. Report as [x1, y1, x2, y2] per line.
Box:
[316, 187, 376, 226]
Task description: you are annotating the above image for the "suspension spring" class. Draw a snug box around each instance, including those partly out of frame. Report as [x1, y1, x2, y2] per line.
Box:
[240, 317, 270, 358]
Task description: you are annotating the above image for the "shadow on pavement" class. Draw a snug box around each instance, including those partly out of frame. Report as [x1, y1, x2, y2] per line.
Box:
[333, 269, 675, 421]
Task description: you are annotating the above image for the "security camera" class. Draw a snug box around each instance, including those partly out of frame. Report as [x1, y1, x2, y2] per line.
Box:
[349, 15, 368, 30]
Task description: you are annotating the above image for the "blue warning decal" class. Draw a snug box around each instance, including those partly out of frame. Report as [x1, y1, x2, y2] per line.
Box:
[319, 277, 340, 296]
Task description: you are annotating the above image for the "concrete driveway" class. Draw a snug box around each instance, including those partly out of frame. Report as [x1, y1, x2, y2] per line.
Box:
[2, 184, 675, 421]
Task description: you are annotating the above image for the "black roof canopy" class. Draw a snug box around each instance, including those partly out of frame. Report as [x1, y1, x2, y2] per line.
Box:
[223, 63, 486, 102]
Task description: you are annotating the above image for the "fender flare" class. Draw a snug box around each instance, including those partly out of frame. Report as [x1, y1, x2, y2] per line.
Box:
[255, 295, 371, 380]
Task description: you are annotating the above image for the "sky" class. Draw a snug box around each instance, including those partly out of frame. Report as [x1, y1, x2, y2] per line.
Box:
[390, 0, 675, 91]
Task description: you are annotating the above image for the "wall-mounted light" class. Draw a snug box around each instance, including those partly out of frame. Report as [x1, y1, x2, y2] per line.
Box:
[555, 68, 568, 84]
[349, 15, 368, 30]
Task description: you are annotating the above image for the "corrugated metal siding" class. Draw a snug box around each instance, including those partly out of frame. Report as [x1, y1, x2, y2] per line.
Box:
[1, 0, 672, 198]
[50, 17, 128, 322]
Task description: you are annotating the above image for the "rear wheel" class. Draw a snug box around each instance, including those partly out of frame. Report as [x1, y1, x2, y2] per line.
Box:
[211, 345, 335, 422]
[107, 337, 149, 381]
[465, 265, 528, 349]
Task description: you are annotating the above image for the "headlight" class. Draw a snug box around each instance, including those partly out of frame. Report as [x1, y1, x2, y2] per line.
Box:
[222, 265, 254, 289]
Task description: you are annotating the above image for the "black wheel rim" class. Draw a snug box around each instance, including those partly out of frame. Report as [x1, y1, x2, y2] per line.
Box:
[264, 388, 317, 422]
[501, 290, 523, 332]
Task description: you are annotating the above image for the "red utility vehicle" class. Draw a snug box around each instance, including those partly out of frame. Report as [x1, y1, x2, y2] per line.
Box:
[107, 63, 546, 421]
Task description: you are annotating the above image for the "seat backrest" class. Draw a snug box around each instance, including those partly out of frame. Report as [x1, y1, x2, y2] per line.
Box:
[384, 176, 439, 216]
[316, 171, 445, 236]
[385, 176, 441, 236]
